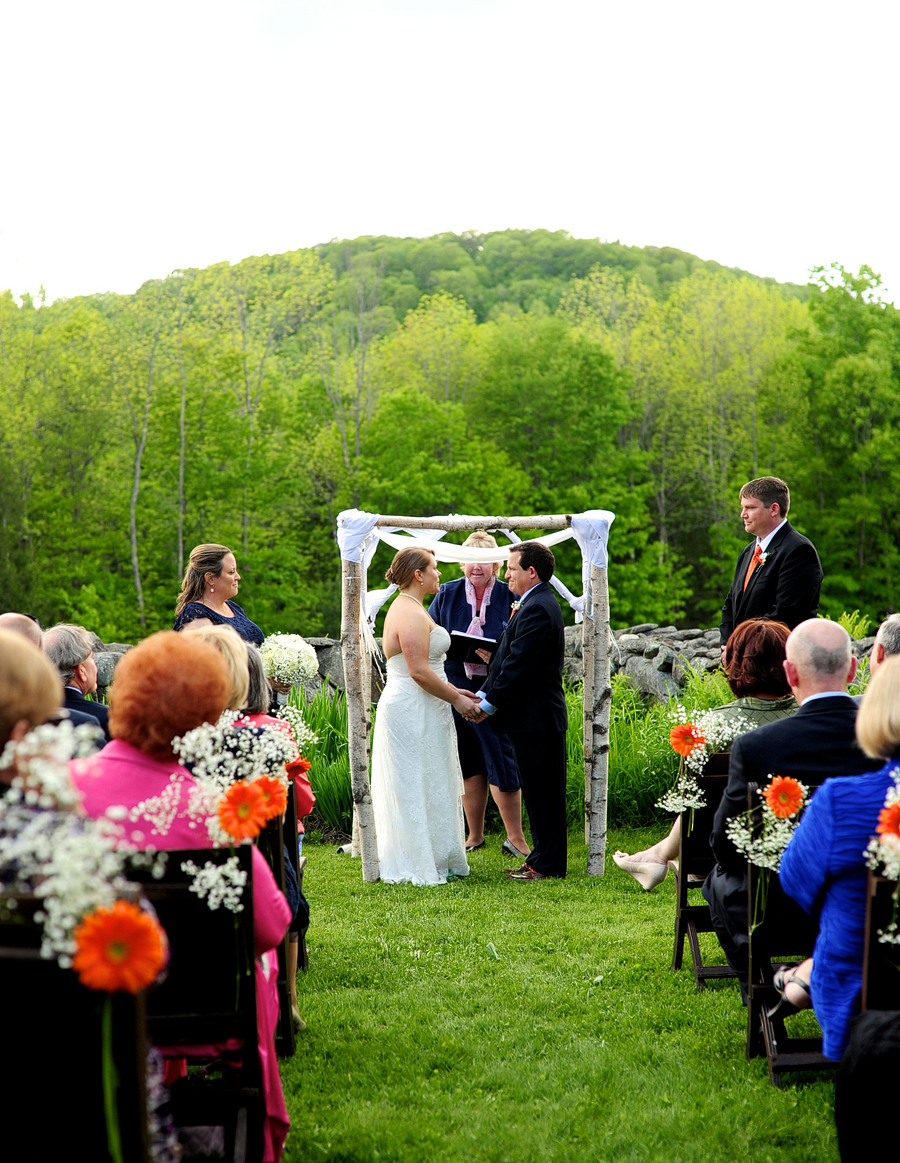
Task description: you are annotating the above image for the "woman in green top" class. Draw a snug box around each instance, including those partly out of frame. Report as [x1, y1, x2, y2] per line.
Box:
[614, 619, 797, 890]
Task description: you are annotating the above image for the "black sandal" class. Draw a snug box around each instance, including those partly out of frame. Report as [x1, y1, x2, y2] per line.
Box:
[767, 966, 811, 1020]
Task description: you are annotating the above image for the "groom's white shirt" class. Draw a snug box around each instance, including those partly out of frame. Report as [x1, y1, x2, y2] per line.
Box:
[477, 581, 542, 715]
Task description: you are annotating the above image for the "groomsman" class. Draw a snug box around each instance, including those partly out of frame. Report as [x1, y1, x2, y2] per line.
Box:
[720, 476, 822, 646]
[478, 542, 568, 880]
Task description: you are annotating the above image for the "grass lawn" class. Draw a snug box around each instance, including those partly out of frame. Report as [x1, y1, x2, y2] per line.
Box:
[280, 827, 838, 1163]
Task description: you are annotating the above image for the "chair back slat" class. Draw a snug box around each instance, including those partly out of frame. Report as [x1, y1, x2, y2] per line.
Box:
[862, 873, 900, 1012]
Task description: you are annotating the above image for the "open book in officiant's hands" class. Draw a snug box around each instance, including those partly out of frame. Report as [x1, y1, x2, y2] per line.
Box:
[447, 631, 499, 665]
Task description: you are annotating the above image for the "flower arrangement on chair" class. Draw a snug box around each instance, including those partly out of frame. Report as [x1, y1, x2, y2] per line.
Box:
[865, 766, 900, 945]
[656, 706, 753, 815]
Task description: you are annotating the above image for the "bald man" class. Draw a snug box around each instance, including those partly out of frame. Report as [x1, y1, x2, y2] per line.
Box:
[0, 612, 43, 649]
[702, 619, 882, 994]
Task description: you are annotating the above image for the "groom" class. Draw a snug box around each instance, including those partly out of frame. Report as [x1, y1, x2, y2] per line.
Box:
[477, 542, 568, 880]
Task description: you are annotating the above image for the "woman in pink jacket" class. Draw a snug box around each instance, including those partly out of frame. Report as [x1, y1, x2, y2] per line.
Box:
[71, 631, 292, 1163]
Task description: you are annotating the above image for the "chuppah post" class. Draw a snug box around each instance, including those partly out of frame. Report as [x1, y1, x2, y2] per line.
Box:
[585, 562, 612, 875]
[340, 558, 380, 881]
[582, 572, 596, 846]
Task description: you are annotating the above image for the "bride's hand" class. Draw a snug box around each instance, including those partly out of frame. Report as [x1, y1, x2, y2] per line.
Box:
[453, 692, 481, 719]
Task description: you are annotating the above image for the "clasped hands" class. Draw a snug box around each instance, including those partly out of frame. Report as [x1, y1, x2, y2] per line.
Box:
[455, 689, 487, 723]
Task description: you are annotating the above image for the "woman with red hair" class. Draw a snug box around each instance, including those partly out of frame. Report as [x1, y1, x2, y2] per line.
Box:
[71, 631, 292, 1163]
[613, 619, 798, 890]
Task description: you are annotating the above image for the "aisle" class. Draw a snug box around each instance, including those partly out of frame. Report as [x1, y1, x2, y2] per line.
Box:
[278, 829, 837, 1163]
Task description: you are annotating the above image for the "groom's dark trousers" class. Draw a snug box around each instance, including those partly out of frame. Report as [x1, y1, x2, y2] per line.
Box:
[482, 581, 568, 877]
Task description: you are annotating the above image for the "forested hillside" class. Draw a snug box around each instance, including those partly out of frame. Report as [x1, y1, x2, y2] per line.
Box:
[1, 230, 897, 641]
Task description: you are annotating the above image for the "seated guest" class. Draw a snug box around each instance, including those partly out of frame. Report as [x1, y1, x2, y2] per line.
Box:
[71, 631, 291, 1163]
[43, 623, 108, 737]
[868, 613, 900, 677]
[0, 611, 43, 650]
[779, 656, 900, 1060]
[613, 619, 798, 890]
[238, 644, 313, 1033]
[703, 619, 882, 996]
[183, 623, 250, 711]
[0, 629, 62, 761]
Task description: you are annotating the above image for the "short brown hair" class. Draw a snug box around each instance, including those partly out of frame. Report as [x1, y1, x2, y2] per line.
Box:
[108, 631, 231, 761]
[175, 543, 232, 617]
[724, 619, 791, 698]
[510, 541, 555, 582]
[857, 655, 900, 760]
[0, 630, 63, 748]
[385, 547, 435, 590]
[740, 476, 790, 518]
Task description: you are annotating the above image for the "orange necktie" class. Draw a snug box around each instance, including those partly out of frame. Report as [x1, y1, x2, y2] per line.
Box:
[743, 545, 764, 591]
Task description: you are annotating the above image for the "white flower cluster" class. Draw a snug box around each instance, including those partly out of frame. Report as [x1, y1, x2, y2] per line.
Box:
[865, 768, 900, 945]
[173, 710, 297, 785]
[259, 633, 319, 685]
[657, 775, 708, 815]
[725, 778, 809, 872]
[669, 706, 756, 775]
[276, 705, 319, 752]
[0, 720, 104, 810]
[656, 707, 756, 814]
[181, 856, 247, 913]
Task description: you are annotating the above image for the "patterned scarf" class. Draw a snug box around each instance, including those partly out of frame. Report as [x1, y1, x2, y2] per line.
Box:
[463, 574, 496, 679]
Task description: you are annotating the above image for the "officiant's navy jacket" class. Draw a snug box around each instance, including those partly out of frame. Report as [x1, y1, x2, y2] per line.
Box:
[428, 577, 512, 686]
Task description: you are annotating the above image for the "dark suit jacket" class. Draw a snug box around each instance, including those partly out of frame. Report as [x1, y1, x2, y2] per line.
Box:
[64, 687, 111, 741]
[720, 522, 822, 644]
[481, 582, 567, 736]
[703, 696, 882, 952]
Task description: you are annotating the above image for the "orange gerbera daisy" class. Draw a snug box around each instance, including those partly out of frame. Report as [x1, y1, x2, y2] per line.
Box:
[72, 901, 167, 993]
[286, 756, 311, 780]
[218, 780, 268, 841]
[763, 775, 805, 819]
[254, 775, 288, 820]
[876, 801, 900, 839]
[669, 723, 705, 757]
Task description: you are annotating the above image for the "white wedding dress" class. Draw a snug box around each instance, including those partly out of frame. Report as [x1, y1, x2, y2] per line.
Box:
[371, 624, 470, 885]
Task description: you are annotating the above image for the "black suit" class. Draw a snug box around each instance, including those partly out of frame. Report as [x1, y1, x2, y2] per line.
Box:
[482, 582, 568, 877]
[720, 522, 822, 645]
[702, 696, 880, 988]
[64, 687, 111, 741]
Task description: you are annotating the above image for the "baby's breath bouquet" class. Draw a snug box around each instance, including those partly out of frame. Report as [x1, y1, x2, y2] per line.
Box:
[259, 633, 319, 686]
[865, 766, 900, 945]
[726, 774, 809, 873]
[656, 706, 754, 814]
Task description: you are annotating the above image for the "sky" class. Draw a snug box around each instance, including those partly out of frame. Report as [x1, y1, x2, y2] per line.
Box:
[3, 0, 898, 303]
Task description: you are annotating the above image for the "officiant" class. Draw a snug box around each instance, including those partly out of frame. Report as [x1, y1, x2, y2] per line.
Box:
[428, 532, 530, 859]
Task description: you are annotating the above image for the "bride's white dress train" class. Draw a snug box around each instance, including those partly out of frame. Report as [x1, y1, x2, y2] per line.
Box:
[371, 625, 469, 885]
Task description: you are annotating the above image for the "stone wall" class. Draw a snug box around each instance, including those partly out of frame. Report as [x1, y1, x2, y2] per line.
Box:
[92, 627, 877, 704]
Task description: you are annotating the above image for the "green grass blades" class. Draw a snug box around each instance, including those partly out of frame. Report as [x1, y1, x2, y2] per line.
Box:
[281, 830, 839, 1163]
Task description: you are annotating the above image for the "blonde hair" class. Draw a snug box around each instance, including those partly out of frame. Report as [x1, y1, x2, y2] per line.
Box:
[385, 547, 435, 590]
[857, 655, 900, 760]
[183, 625, 250, 710]
[462, 531, 501, 577]
[0, 630, 63, 747]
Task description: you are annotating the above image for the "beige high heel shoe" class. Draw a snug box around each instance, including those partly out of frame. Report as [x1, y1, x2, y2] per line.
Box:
[612, 852, 668, 891]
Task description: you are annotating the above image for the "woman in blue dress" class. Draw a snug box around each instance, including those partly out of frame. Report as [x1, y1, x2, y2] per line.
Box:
[779, 655, 900, 1060]
[428, 532, 529, 859]
[173, 543, 264, 646]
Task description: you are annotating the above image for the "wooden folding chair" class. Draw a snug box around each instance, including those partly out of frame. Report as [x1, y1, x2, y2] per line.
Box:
[744, 776, 834, 1086]
[671, 753, 736, 986]
[0, 894, 150, 1163]
[258, 811, 296, 1058]
[862, 872, 900, 1012]
[129, 845, 265, 1162]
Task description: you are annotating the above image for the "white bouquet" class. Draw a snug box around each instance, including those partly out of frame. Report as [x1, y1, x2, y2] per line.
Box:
[260, 633, 319, 686]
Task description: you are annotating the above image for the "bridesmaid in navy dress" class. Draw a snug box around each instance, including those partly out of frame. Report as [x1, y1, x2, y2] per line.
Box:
[173, 543, 264, 646]
[428, 532, 529, 859]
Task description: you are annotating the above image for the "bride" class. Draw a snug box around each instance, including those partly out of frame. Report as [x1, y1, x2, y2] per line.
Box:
[371, 547, 481, 885]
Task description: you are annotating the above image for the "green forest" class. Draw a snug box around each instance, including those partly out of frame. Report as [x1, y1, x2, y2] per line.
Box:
[2, 228, 898, 642]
